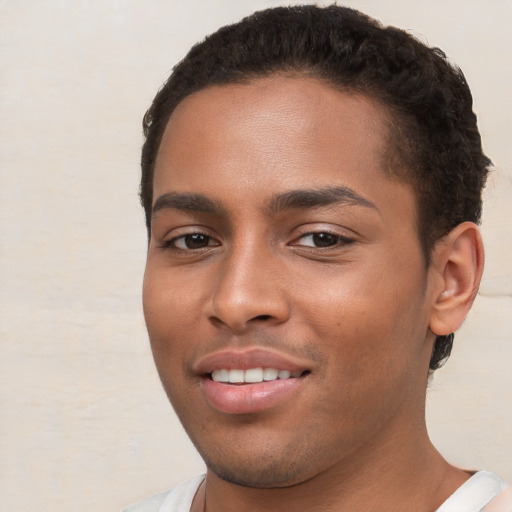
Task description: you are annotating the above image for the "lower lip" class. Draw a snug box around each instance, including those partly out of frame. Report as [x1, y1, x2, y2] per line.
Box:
[201, 376, 306, 414]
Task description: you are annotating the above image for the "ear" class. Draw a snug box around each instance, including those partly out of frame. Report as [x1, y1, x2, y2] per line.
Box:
[429, 222, 484, 336]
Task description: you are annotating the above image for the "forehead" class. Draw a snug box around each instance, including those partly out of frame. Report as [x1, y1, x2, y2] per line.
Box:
[158, 76, 388, 167]
[154, 75, 412, 218]
[167, 75, 386, 136]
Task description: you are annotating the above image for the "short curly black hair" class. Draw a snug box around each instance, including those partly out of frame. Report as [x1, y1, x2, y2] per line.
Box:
[140, 5, 491, 370]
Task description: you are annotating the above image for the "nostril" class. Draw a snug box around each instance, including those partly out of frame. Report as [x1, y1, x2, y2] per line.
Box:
[253, 315, 272, 321]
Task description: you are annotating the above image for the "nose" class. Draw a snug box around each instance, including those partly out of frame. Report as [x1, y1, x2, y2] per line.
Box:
[207, 242, 290, 332]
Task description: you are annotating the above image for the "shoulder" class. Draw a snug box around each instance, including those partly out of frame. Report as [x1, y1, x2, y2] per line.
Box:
[437, 470, 512, 512]
[123, 490, 169, 512]
[123, 475, 205, 512]
[484, 481, 512, 512]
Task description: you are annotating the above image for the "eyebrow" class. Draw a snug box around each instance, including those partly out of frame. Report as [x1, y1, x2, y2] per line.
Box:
[151, 186, 378, 219]
[152, 192, 223, 217]
[265, 186, 379, 214]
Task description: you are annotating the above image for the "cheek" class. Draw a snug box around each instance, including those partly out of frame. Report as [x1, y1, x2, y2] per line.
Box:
[295, 257, 428, 378]
[300, 275, 427, 440]
[142, 268, 207, 410]
[142, 266, 204, 360]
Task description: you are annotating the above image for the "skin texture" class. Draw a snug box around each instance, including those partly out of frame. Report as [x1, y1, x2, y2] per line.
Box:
[143, 76, 484, 512]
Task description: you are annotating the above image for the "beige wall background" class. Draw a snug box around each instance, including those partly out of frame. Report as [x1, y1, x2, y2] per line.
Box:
[0, 1, 510, 510]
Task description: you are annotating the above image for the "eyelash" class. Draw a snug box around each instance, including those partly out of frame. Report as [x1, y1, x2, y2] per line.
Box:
[161, 230, 354, 252]
[161, 232, 219, 251]
[291, 231, 355, 249]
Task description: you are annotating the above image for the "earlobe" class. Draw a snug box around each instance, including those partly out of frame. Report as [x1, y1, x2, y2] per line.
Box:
[429, 222, 484, 336]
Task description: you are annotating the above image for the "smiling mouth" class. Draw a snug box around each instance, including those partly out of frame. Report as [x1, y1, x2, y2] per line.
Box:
[200, 360, 310, 413]
[210, 368, 309, 384]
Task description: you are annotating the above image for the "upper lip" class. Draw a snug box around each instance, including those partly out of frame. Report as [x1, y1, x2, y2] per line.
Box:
[193, 347, 312, 375]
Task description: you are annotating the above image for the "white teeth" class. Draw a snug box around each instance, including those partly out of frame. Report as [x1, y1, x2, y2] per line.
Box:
[211, 367, 298, 384]
[211, 369, 229, 382]
[228, 369, 244, 383]
[263, 368, 279, 381]
[278, 370, 291, 379]
[244, 368, 263, 383]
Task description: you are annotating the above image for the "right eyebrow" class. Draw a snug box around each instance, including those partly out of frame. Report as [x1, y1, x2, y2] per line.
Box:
[151, 192, 223, 217]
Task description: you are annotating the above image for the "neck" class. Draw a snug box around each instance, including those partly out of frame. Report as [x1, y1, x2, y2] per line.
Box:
[198, 422, 469, 512]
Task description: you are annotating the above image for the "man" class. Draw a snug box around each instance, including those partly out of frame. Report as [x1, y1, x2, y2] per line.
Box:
[126, 5, 510, 511]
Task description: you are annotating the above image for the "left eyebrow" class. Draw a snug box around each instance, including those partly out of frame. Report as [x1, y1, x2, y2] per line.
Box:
[265, 186, 379, 215]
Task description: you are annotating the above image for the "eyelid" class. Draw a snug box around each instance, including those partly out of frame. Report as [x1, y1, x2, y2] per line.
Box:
[293, 233, 353, 246]
[288, 226, 356, 249]
[291, 224, 355, 239]
[170, 234, 220, 250]
[159, 226, 221, 251]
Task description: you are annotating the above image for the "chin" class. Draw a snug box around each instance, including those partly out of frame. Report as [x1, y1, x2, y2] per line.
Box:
[192, 430, 325, 489]
[203, 456, 313, 489]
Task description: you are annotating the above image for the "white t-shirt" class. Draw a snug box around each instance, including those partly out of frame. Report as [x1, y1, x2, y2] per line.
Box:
[124, 471, 512, 512]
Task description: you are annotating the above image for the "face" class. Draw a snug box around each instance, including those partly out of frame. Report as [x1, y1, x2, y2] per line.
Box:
[143, 76, 438, 487]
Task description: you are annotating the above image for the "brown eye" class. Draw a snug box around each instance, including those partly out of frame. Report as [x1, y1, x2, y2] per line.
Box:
[311, 232, 338, 247]
[296, 232, 352, 248]
[171, 233, 217, 250]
